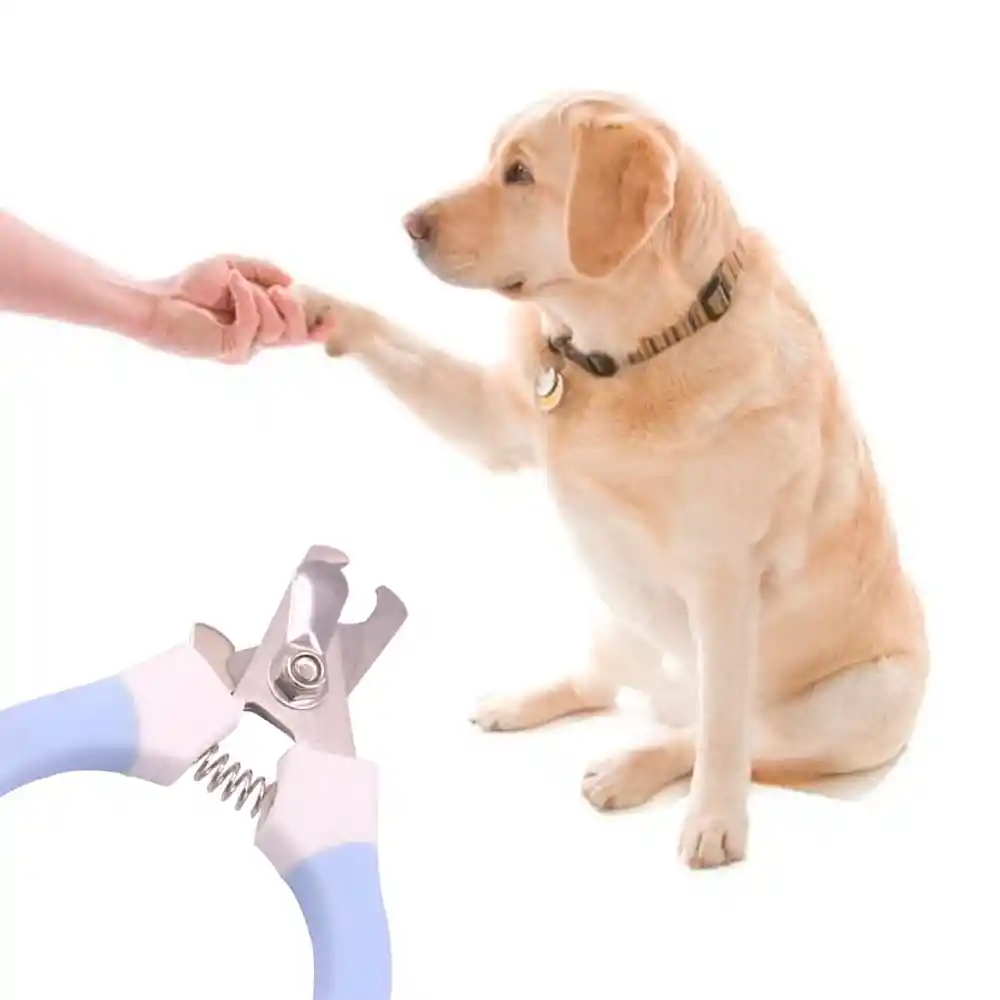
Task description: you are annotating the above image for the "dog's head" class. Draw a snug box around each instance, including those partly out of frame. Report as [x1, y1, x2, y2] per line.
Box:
[402, 93, 680, 299]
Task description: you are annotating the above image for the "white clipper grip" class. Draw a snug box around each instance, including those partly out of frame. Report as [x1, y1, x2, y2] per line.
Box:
[0, 644, 241, 798]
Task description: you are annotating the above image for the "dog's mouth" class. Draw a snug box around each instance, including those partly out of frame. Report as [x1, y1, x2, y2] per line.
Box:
[414, 251, 529, 296]
[499, 275, 526, 295]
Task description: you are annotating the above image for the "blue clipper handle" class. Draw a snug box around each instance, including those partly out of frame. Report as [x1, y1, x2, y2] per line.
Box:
[257, 748, 392, 1000]
[0, 677, 138, 798]
[285, 841, 391, 1000]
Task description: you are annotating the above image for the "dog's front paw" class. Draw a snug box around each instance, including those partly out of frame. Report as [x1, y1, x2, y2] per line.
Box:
[678, 801, 748, 869]
[288, 284, 376, 356]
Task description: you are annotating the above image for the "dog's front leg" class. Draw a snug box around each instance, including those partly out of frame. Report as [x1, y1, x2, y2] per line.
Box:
[680, 563, 759, 868]
[295, 285, 536, 472]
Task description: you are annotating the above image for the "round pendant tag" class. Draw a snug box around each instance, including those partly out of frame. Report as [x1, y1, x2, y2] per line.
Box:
[535, 367, 565, 413]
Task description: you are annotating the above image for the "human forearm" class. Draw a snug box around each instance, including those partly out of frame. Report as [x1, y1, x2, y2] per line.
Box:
[0, 211, 156, 338]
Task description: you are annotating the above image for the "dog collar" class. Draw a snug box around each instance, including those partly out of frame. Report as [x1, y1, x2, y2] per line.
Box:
[544, 238, 748, 380]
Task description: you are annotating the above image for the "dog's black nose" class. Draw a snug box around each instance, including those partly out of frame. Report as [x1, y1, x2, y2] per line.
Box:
[403, 210, 433, 244]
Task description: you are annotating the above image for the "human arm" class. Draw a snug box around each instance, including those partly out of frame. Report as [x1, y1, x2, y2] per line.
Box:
[0, 211, 332, 362]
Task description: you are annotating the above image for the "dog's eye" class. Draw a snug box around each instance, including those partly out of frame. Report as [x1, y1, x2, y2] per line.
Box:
[503, 160, 533, 186]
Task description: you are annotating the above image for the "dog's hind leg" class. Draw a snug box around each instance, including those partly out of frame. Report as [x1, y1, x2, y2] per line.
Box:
[750, 653, 928, 785]
[469, 617, 658, 732]
[579, 653, 927, 815]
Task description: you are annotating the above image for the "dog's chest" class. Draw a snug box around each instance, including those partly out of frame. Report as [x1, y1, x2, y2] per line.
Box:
[540, 423, 696, 651]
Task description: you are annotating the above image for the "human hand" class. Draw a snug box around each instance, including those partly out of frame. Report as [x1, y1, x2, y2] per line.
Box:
[146, 256, 335, 363]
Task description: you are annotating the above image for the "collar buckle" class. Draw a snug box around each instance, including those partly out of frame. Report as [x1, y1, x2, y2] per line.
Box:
[549, 336, 619, 378]
[698, 266, 734, 322]
[582, 351, 618, 377]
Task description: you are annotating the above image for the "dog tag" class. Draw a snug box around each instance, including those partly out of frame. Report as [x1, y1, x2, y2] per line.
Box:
[535, 366, 565, 413]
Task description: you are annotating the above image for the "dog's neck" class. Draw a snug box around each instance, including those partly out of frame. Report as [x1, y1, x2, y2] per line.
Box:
[540, 151, 743, 358]
[538, 256, 696, 357]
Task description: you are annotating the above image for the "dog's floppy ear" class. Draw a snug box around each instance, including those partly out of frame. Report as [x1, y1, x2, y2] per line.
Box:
[566, 116, 677, 279]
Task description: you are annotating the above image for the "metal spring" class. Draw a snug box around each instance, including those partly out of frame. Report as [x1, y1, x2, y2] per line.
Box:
[192, 744, 277, 819]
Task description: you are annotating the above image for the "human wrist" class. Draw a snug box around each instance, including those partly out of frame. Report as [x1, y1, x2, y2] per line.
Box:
[102, 274, 163, 343]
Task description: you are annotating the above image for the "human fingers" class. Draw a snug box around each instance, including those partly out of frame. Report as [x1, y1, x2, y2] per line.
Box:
[221, 271, 263, 363]
[227, 255, 293, 288]
[251, 283, 285, 346]
[268, 285, 310, 345]
[288, 283, 341, 342]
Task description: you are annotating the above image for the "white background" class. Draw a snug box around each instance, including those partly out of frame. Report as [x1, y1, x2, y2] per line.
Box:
[1, 1, 998, 998]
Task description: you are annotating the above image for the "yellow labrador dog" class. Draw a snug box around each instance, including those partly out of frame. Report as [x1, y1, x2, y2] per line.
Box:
[299, 92, 927, 868]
